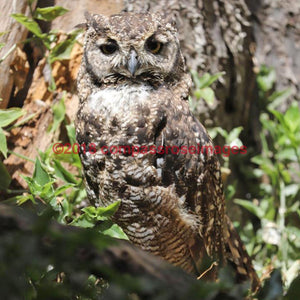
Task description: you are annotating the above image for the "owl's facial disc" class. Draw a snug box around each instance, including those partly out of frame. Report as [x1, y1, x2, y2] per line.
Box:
[84, 13, 185, 84]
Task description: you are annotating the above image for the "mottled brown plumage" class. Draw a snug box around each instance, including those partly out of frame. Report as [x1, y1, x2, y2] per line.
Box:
[75, 12, 259, 290]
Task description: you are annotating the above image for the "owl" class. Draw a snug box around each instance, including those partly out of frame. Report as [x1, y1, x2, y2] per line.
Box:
[75, 12, 259, 290]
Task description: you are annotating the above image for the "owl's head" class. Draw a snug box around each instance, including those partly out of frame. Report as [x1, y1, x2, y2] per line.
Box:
[82, 12, 185, 86]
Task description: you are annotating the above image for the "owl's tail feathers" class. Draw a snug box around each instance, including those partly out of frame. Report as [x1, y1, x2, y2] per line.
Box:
[224, 215, 260, 292]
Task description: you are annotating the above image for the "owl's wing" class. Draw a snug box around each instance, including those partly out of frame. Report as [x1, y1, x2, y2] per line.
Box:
[187, 118, 260, 290]
[224, 215, 261, 291]
[189, 143, 226, 279]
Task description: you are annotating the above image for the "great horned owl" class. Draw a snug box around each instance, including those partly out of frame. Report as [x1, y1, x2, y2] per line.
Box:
[76, 12, 259, 290]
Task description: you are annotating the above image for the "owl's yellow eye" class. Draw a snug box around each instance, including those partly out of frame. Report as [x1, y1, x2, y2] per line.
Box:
[146, 38, 163, 54]
[100, 41, 118, 55]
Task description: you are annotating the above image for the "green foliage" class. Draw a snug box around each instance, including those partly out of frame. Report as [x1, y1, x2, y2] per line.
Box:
[3, 101, 127, 239]
[0, 108, 26, 189]
[10, 5, 81, 91]
[8, 127, 127, 240]
[49, 30, 79, 64]
[0, 107, 24, 128]
[209, 126, 244, 168]
[234, 65, 300, 291]
[190, 70, 224, 108]
[11, 6, 69, 50]
[190, 66, 300, 296]
[34, 6, 69, 21]
[256, 65, 276, 93]
[189, 70, 247, 207]
[71, 203, 128, 240]
[0, 204, 258, 300]
[48, 93, 66, 132]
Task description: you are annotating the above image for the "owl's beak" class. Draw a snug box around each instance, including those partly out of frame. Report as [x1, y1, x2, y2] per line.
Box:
[127, 49, 139, 76]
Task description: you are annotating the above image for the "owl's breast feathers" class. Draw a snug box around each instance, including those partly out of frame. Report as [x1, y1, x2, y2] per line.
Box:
[76, 77, 259, 291]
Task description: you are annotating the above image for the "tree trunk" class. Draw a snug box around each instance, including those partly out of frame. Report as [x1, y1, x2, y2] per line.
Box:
[124, 0, 256, 130]
[245, 0, 299, 103]
[0, 0, 36, 109]
[123, 0, 299, 142]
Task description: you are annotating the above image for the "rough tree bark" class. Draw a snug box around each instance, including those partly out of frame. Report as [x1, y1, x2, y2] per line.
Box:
[0, 0, 37, 109]
[246, 0, 299, 102]
[124, 0, 256, 130]
[123, 0, 299, 140]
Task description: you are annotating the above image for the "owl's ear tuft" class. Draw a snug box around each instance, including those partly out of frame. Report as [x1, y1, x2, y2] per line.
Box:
[75, 22, 87, 30]
[154, 12, 177, 30]
[84, 12, 109, 34]
[163, 13, 177, 27]
[84, 11, 94, 25]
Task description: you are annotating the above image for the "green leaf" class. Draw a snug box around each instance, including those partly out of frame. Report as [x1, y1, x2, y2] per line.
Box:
[284, 184, 299, 198]
[48, 72, 57, 91]
[48, 95, 66, 133]
[101, 223, 128, 240]
[0, 160, 11, 190]
[234, 199, 264, 218]
[269, 109, 287, 129]
[53, 159, 78, 184]
[71, 202, 123, 231]
[50, 39, 75, 63]
[191, 70, 204, 89]
[191, 71, 224, 90]
[34, 6, 69, 21]
[0, 43, 5, 50]
[68, 186, 86, 206]
[54, 184, 74, 197]
[188, 96, 197, 112]
[207, 127, 218, 140]
[274, 148, 297, 162]
[66, 124, 76, 145]
[94, 201, 121, 218]
[197, 87, 215, 106]
[71, 214, 94, 228]
[284, 102, 300, 133]
[227, 127, 243, 147]
[17, 194, 36, 205]
[267, 88, 292, 110]
[11, 14, 43, 38]
[49, 34, 77, 63]
[81, 202, 121, 220]
[0, 127, 7, 158]
[81, 206, 97, 217]
[215, 127, 229, 139]
[3, 194, 35, 205]
[257, 65, 276, 92]
[56, 198, 71, 223]
[200, 72, 224, 88]
[0, 108, 24, 128]
[33, 158, 51, 186]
